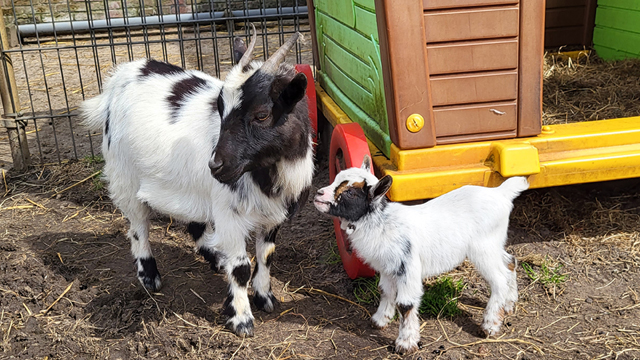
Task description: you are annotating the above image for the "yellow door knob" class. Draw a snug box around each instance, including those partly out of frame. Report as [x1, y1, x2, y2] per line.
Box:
[406, 114, 424, 133]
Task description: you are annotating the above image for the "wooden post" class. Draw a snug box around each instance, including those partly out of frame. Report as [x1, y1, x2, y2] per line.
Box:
[0, 9, 30, 171]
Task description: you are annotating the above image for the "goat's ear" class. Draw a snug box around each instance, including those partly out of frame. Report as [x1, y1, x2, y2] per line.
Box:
[278, 72, 307, 112]
[360, 155, 372, 172]
[233, 37, 247, 64]
[370, 175, 392, 202]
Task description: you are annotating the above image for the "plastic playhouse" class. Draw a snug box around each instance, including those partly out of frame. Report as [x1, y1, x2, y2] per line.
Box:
[305, 0, 640, 279]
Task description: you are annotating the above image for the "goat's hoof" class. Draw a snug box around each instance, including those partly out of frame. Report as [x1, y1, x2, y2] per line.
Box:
[253, 292, 277, 313]
[394, 341, 419, 355]
[226, 318, 254, 337]
[504, 303, 515, 315]
[481, 322, 502, 338]
[136, 258, 162, 291]
[371, 318, 388, 330]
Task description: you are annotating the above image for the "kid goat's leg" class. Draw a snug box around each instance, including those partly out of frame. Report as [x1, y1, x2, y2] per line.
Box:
[503, 252, 518, 314]
[252, 227, 279, 313]
[473, 246, 512, 336]
[371, 273, 397, 329]
[394, 270, 423, 355]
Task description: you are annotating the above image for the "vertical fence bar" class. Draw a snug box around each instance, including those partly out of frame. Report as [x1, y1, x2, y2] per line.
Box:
[0, 9, 30, 171]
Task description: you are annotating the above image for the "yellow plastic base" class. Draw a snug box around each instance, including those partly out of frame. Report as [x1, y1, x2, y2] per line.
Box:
[317, 84, 640, 202]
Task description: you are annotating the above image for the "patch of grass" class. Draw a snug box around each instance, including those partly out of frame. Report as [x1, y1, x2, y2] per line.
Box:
[522, 257, 567, 294]
[351, 274, 465, 319]
[323, 241, 342, 266]
[419, 276, 465, 318]
[91, 176, 105, 191]
[353, 274, 380, 305]
[82, 155, 104, 165]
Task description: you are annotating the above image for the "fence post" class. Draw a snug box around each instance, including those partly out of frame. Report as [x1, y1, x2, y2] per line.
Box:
[0, 9, 30, 171]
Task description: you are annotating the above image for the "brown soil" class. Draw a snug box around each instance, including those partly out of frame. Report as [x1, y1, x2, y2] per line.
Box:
[1, 144, 640, 359]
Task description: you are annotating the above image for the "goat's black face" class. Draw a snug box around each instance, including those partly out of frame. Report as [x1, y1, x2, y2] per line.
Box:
[315, 159, 393, 222]
[210, 68, 308, 185]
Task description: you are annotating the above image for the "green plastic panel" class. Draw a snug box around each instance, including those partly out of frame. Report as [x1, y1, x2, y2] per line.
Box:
[314, 0, 392, 156]
[354, 0, 375, 11]
[593, 0, 640, 59]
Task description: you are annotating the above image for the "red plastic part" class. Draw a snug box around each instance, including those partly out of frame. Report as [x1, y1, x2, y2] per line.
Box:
[329, 123, 377, 279]
[295, 64, 317, 146]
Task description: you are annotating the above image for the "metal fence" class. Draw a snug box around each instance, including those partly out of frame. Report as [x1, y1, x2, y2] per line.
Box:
[0, 0, 312, 171]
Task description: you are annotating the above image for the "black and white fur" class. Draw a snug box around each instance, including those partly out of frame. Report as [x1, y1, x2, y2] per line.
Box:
[80, 26, 313, 337]
[314, 156, 528, 354]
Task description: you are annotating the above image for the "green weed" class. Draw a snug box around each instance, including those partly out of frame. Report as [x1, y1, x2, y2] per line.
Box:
[522, 257, 567, 294]
[91, 176, 105, 191]
[82, 155, 104, 165]
[350, 274, 466, 319]
[353, 274, 380, 305]
[419, 276, 465, 318]
[323, 241, 342, 266]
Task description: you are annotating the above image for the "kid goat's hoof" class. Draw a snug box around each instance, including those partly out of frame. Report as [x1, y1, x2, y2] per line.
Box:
[394, 342, 419, 355]
[482, 323, 502, 338]
[371, 318, 388, 330]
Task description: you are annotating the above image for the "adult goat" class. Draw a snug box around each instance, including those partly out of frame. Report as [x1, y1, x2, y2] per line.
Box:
[81, 25, 313, 337]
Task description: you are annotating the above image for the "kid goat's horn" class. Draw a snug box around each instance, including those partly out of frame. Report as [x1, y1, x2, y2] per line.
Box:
[261, 32, 300, 74]
[237, 23, 258, 69]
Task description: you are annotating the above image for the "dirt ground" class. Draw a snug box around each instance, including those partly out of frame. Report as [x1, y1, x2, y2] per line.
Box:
[1, 135, 640, 359]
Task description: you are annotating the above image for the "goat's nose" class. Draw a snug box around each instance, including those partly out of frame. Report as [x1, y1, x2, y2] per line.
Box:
[209, 157, 224, 175]
[316, 189, 324, 196]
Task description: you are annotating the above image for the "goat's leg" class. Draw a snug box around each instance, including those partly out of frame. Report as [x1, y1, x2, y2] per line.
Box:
[221, 248, 253, 336]
[126, 202, 160, 291]
[252, 227, 278, 313]
[474, 250, 511, 336]
[503, 252, 518, 315]
[190, 221, 253, 336]
[394, 272, 423, 355]
[190, 222, 223, 272]
[371, 273, 397, 329]
[202, 223, 253, 337]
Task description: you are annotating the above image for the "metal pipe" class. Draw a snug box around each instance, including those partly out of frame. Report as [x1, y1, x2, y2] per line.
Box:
[18, 7, 308, 38]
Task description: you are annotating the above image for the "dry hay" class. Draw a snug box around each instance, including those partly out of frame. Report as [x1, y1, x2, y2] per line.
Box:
[543, 51, 640, 125]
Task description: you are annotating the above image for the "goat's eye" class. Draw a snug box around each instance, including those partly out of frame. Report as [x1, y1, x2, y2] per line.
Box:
[255, 111, 270, 121]
[343, 189, 355, 199]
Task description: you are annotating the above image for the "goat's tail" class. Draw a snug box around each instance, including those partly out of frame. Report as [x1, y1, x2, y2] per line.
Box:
[497, 176, 530, 201]
[79, 94, 109, 132]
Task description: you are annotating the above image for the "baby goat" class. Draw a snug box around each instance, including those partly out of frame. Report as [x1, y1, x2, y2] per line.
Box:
[81, 26, 313, 337]
[314, 155, 528, 354]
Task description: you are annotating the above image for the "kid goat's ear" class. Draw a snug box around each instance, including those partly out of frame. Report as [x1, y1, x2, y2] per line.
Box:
[360, 154, 372, 172]
[370, 175, 392, 202]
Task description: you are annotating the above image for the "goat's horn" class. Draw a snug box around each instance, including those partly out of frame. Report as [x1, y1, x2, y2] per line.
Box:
[237, 23, 257, 69]
[261, 32, 300, 74]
